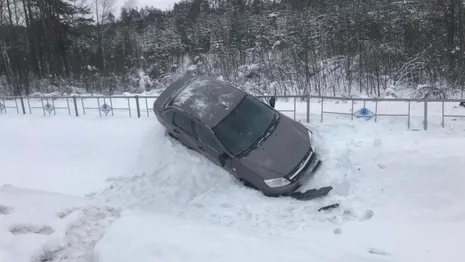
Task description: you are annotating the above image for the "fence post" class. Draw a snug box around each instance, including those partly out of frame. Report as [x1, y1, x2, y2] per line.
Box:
[441, 101, 444, 128]
[407, 101, 411, 129]
[424, 98, 428, 130]
[351, 100, 354, 120]
[19, 96, 26, 115]
[293, 97, 296, 121]
[306, 94, 310, 123]
[135, 95, 141, 118]
[73, 95, 79, 117]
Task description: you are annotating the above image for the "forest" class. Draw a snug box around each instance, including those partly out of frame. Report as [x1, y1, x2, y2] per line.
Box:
[1, 0, 465, 98]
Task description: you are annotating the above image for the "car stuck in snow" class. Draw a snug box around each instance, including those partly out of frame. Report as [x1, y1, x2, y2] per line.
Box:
[153, 75, 332, 200]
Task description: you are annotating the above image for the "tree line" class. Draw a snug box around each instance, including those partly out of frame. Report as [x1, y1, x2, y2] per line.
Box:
[1, 0, 464, 98]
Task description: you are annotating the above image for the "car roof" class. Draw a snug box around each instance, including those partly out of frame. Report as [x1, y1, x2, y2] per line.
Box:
[169, 76, 246, 128]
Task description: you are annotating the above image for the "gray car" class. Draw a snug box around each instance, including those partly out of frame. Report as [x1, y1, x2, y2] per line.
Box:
[153, 75, 330, 200]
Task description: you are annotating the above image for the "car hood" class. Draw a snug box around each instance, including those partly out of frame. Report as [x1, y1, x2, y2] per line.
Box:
[238, 114, 312, 180]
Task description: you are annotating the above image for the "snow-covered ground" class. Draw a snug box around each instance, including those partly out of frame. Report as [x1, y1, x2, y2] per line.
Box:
[1, 101, 465, 261]
[0, 186, 120, 262]
[0, 116, 154, 196]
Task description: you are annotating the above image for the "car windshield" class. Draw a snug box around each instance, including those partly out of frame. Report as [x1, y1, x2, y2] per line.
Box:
[212, 96, 278, 156]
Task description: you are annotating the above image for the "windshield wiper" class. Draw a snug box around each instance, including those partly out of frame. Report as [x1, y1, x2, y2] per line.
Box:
[238, 112, 280, 157]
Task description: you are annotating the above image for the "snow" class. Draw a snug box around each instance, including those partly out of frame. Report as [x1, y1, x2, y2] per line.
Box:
[173, 78, 211, 105]
[172, 78, 212, 117]
[0, 186, 120, 262]
[1, 99, 465, 262]
[90, 117, 465, 262]
[0, 116, 154, 196]
[137, 69, 153, 91]
[93, 211, 375, 262]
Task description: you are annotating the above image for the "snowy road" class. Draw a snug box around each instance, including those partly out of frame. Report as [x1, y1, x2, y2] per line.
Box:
[1, 114, 465, 262]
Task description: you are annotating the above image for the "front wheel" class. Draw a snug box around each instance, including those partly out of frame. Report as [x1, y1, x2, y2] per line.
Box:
[239, 178, 258, 190]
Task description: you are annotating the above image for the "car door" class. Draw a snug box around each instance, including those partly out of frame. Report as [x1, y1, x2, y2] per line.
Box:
[193, 121, 224, 166]
[167, 110, 198, 150]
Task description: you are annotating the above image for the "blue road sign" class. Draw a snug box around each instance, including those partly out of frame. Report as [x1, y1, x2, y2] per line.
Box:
[0, 103, 5, 114]
[100, 103, 111, 116]
[354, 107, 375, 120]
[44, 103, 54, 114]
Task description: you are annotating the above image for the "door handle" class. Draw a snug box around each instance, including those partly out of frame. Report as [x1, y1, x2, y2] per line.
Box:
[198, 145, 205, 151]
[173, 129, 181, 134]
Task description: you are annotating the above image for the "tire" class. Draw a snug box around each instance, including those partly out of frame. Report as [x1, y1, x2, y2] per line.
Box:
[167, 131, 178, 140]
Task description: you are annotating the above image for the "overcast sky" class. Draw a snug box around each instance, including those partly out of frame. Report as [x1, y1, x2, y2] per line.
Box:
[114, 0, 180, 14]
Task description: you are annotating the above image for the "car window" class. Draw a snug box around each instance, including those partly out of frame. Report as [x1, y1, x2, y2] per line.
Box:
[195, 122, 222, 152]
[212, 96, 277, 156]
[164, 111, 175, 122]
[173, 112, 195, 136]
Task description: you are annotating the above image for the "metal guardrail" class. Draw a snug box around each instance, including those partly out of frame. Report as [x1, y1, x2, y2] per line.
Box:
[256, 95, 307, 123]
[1, 94, 464, 130]
[0, 96, 21, 114]
[319, 96, 419, 129]
[441, 100, 465, 127]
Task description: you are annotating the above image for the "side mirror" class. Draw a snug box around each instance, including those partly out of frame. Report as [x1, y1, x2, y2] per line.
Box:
[269, 96, 276, 108]
[219, 152, 229, 167]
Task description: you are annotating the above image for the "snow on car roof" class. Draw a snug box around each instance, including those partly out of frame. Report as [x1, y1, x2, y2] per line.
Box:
[172, 76, 246, 128]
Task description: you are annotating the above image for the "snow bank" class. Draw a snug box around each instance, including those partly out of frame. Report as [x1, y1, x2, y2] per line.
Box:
[92, 118, 465, 261]
[0, 116, 155, 196]
[91, 120, 350, 232]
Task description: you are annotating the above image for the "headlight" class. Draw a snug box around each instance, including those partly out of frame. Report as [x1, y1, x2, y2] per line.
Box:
[264, 177, 290, 188]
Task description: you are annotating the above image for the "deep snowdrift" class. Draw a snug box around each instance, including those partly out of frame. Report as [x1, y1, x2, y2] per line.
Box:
[1, 112, 465, 262]
[91, 118, 465, 261]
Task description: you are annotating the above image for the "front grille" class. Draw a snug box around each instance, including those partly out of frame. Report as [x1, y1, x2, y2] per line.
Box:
[287, 148, 316, 182]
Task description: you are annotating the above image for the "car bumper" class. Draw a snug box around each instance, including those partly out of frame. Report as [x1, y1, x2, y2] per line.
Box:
[261, 157, 322, 197]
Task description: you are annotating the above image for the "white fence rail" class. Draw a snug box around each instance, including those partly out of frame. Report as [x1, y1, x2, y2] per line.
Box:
[1, 95, 464, 130]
